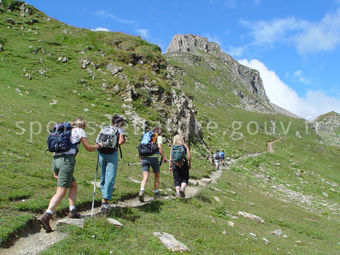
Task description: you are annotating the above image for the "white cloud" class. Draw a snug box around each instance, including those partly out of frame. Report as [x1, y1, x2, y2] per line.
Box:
[242, 7, 340, 54]
[293, 70, 311, 85]
[238, 59, 340, 119]
[136, 28, 149, 38]
[95, 10, 135, 24]
[91, 27, 110, 32]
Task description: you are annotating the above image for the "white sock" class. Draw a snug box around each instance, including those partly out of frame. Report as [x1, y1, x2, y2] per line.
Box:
[70, 206, 76, 211]
[140, 188, 145, 191]
[46, 209, 53, 215]
[154, 190, 159, 193]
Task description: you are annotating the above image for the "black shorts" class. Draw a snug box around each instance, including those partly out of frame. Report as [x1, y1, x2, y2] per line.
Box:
[172, 160, 189, 187]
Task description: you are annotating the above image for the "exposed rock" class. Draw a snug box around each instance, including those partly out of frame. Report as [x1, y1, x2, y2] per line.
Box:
[227, 221, 234, 227]
[312, 111, 340, 146]
[6, 18, 16, 25]
[213, 196, 221, 203]
[57, 218, 84, 228]
[237, 211, 264, 223]
[57, 56, 68, 63]
[106, 63, 123, 76]
[165, 34, 273, 114]
[107, 218, 123, 228]
[271, 229, 282, 236]
[81, 58, 91, 69]
[0, 45, 3, 52]
[24, 73, 31, 80]
[153, 232, 190, 252]
[322, 192, 329, 197]
[262, 237, 269, 244]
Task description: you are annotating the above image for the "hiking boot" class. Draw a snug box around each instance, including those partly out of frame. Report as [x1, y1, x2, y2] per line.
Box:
[138, 190, 144, 202]
[179, 189, 185, 198]
[175, 192, 181, 198]
[68, 209, 81, 219]
[154, 191, 160, 200]
[39, 213, 53, 232]
[101, 203, 111, 213]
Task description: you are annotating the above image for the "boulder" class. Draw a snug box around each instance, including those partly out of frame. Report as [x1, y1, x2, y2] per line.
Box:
[57, 218, 84, 228]
[153, 232, 190, 252]
[107, 218, 123, 229]
[237, 211, 264, 223]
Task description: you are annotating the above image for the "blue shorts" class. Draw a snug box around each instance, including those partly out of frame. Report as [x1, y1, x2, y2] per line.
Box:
[141, 157, 160, 173]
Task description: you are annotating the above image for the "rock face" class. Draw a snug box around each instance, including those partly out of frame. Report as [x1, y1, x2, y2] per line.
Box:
[165, 34, 273, 113]
[312, 111, 340, 146]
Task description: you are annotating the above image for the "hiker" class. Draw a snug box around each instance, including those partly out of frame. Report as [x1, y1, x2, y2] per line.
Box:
[39, 118, 102, 232]
[214, 149, 221, 170]
[219, 150, 225, 166]
[169, 134, 191, 198]
[96, 114, 126, 212]
[138, 127, 167, 202]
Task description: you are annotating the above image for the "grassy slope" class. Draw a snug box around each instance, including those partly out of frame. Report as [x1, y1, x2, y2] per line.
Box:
[0, 3, 212, 244]
[0, 2, 339, 254]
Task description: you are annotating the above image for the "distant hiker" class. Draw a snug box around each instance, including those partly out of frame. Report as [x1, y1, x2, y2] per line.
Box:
[214, 149, 221, 170]
[219, 150, 225, 166]
[137, 127, 167, 202]
[169, 134, 191, 198]
[39, 118, 102, 232]
[96, 114, 126, 213]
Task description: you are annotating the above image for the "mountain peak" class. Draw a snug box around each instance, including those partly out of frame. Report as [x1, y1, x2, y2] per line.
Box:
[166, 34, 222, 54]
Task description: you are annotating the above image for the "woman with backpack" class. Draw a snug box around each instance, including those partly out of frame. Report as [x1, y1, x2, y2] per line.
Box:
[97, 114, 126, 213]
[169, 134, 191, 198]
[39, 118, 102, 232]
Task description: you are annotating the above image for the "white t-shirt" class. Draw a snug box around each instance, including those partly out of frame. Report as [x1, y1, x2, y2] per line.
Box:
[55, 127, 87, 155]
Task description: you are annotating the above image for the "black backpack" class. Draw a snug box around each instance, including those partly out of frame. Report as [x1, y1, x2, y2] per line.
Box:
[47, 122, 78, 153]
[137, 131, 159, 156]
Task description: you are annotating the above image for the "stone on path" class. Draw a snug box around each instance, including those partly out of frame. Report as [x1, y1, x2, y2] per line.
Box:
[237, 211, 264, 223]
[153, 232, 190, 252]
[57, 218, 84, 228]
[107, 218, 123, 229]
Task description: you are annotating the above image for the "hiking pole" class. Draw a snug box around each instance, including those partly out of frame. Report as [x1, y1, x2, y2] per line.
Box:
[91, 154, 99, 217]
[127, 162, 141, 166]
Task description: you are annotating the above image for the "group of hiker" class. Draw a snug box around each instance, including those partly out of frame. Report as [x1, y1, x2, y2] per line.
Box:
[39, 114, 192, 232]
[213, 149, 225, 170]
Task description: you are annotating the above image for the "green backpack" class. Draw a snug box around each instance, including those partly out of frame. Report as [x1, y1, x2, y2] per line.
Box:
[171, 145, 186, 166]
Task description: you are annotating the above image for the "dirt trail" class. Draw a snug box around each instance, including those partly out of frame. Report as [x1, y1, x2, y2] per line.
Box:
[1, 152, 262, 255]
[267, 137, 281, 153]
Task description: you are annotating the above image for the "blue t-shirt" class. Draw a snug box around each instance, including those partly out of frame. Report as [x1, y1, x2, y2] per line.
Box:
[219, 152, 225, 158]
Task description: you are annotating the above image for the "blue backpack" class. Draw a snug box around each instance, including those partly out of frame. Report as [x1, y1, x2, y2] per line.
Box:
[171, 145, 186, 165]
[137, 131, 159, 156]
[47, 122, 78, 153]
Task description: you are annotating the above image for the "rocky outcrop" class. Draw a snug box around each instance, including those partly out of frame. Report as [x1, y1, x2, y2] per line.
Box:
[165, 34, 273, 113]
[312, 111, 340, 146]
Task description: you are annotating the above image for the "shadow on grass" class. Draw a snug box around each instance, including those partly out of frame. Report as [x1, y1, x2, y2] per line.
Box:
[108, 206, 140, 223]
[138, 200, 164, 214]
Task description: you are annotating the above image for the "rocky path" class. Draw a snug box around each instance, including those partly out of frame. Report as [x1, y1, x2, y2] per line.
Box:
[1, 152, 262, 255]
[266, 137, 281, 153]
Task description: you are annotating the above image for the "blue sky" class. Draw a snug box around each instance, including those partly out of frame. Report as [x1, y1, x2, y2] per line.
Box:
[25, 0, 340, 119]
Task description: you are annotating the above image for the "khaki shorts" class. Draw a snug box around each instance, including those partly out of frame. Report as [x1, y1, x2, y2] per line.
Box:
[52, 154, 76, 188]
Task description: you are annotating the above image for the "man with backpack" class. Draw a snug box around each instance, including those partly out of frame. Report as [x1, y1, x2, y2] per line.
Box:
[214, 149, 221, 170]
[39, 118, 102, 232]
[137, 127, 167, 202]
[96, 114, 126, 213]
[169, 134, 191, 198]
